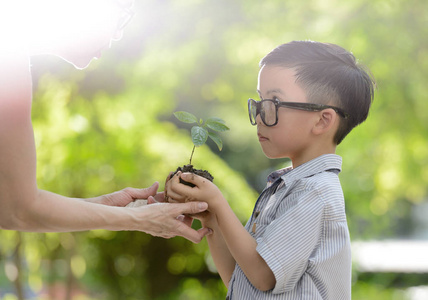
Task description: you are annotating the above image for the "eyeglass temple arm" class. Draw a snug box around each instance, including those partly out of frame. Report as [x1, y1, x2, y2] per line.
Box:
[278, 102, 349, 119]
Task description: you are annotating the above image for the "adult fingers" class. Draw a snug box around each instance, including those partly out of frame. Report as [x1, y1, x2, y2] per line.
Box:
[153, 191, 165, 203]
[173, 220, 212, 243]
[198, 227, 213, 237]
[189, 211, 210, 222]
[171, 201, 208, 216]
[126, 182, 159, 199]
[147, 196, 157, 205]
[181, 214, 194, 227]
[145, 181, 160, 196]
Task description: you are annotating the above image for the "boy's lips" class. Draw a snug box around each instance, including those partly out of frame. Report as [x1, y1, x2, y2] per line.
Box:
[258, 132, 268, 142]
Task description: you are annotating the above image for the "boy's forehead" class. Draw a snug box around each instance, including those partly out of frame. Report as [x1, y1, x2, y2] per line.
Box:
[257, 65, 307, 101]
[257, 66, 296, 90]
[258, 65, 297, 82]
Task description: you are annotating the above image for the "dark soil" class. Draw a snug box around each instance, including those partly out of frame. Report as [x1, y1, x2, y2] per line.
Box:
[173, 164, 214, 187]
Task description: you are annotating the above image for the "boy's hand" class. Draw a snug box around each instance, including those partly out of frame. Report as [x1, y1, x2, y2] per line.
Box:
[166, 172, 224, 211]
[164, 172, 179, 203]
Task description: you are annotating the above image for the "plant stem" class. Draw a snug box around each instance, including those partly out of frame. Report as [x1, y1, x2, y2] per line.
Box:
[189, 145, 195, 165]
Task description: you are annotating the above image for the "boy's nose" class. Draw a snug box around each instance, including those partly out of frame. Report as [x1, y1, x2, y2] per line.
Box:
[256, 114, 264, 125]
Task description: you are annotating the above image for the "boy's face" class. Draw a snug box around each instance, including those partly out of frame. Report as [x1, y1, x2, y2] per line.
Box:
[256, 66, 321, 165]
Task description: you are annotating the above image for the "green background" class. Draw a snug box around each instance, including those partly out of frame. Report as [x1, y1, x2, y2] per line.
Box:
[1, 0, 428, 299]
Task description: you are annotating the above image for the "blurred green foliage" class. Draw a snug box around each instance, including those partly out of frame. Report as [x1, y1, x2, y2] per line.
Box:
[1, 0, 428, 299]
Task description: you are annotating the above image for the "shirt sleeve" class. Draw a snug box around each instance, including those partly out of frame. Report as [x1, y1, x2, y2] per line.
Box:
[256, 187, 325, 294]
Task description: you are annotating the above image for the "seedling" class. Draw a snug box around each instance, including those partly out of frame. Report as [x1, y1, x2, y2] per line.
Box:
[174, 111, 229, 165]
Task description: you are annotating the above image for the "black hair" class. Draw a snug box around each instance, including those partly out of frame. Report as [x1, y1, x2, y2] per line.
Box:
[260, 40, 375, 144]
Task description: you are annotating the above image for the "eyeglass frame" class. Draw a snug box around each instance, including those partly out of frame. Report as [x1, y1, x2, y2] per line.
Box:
[248, 98, 350, 127]
[115, 3, 135, 30]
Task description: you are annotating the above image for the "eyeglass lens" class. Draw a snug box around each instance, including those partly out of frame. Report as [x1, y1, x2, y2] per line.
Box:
[249, 100, 257, 124]
[249, 99, 277, 126]
[261, 100, 276, 125]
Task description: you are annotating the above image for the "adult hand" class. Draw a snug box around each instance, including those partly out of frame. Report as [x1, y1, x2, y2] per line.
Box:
[139, 201, 212, 243]
[87, 182, 160, 207]
[147, 187, 207, 239]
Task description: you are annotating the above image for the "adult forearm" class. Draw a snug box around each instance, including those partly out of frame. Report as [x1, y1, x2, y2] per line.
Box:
[1, 189, 136, 232]
[1, 188, 210, 244]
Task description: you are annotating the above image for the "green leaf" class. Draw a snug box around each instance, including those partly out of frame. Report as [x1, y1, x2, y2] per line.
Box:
[191, 126, 208, 147]
[207, 117, 226, 124]
[174, 111, 198, 124]
[208, 131, 223, 151]
[206, 118, 230, 132]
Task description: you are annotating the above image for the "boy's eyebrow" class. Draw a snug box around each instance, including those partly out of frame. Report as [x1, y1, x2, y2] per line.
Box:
[257, 88, 285, 97]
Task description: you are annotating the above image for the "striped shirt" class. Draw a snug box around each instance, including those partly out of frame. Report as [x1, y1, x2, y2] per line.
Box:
[226, 154, 351, 300]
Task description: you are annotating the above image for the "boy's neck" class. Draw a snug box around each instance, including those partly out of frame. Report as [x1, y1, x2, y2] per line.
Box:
[290, 143, 337, 168]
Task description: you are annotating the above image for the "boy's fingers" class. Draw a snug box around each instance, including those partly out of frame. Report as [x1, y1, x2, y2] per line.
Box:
[165, 171, 174, 184]
[179, 173, 211, 189]
[165, 190, 185, 202]
[167, 175, 193, 202]
[179, 172, 201, 185]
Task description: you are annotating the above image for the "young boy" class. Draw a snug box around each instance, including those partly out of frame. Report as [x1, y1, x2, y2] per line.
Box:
[166, 40, 375, 299]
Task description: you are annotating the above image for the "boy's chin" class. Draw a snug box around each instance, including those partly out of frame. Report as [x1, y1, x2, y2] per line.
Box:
[262, 152, 277, 159]
[262, 151, 285, 160]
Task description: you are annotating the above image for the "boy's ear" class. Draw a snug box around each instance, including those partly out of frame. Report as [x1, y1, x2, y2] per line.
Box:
[312, 109, 338, 136]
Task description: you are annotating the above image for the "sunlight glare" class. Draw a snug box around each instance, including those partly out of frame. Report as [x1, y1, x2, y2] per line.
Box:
[1, 0, 118, 52]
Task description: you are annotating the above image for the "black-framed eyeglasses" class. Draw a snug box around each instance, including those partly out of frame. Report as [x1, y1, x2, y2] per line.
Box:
[248, 98, 350, 127]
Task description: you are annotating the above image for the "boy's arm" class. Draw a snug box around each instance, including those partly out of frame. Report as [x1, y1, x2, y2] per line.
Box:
[167, 172, 276, 291]
[199, 214, 236, 287]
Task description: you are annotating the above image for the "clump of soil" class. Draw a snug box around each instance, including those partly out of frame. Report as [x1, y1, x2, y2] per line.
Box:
[173, 164, 214, 187]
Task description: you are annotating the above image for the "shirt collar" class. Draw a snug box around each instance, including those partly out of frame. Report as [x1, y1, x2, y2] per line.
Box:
[267, 154, 342, 186]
